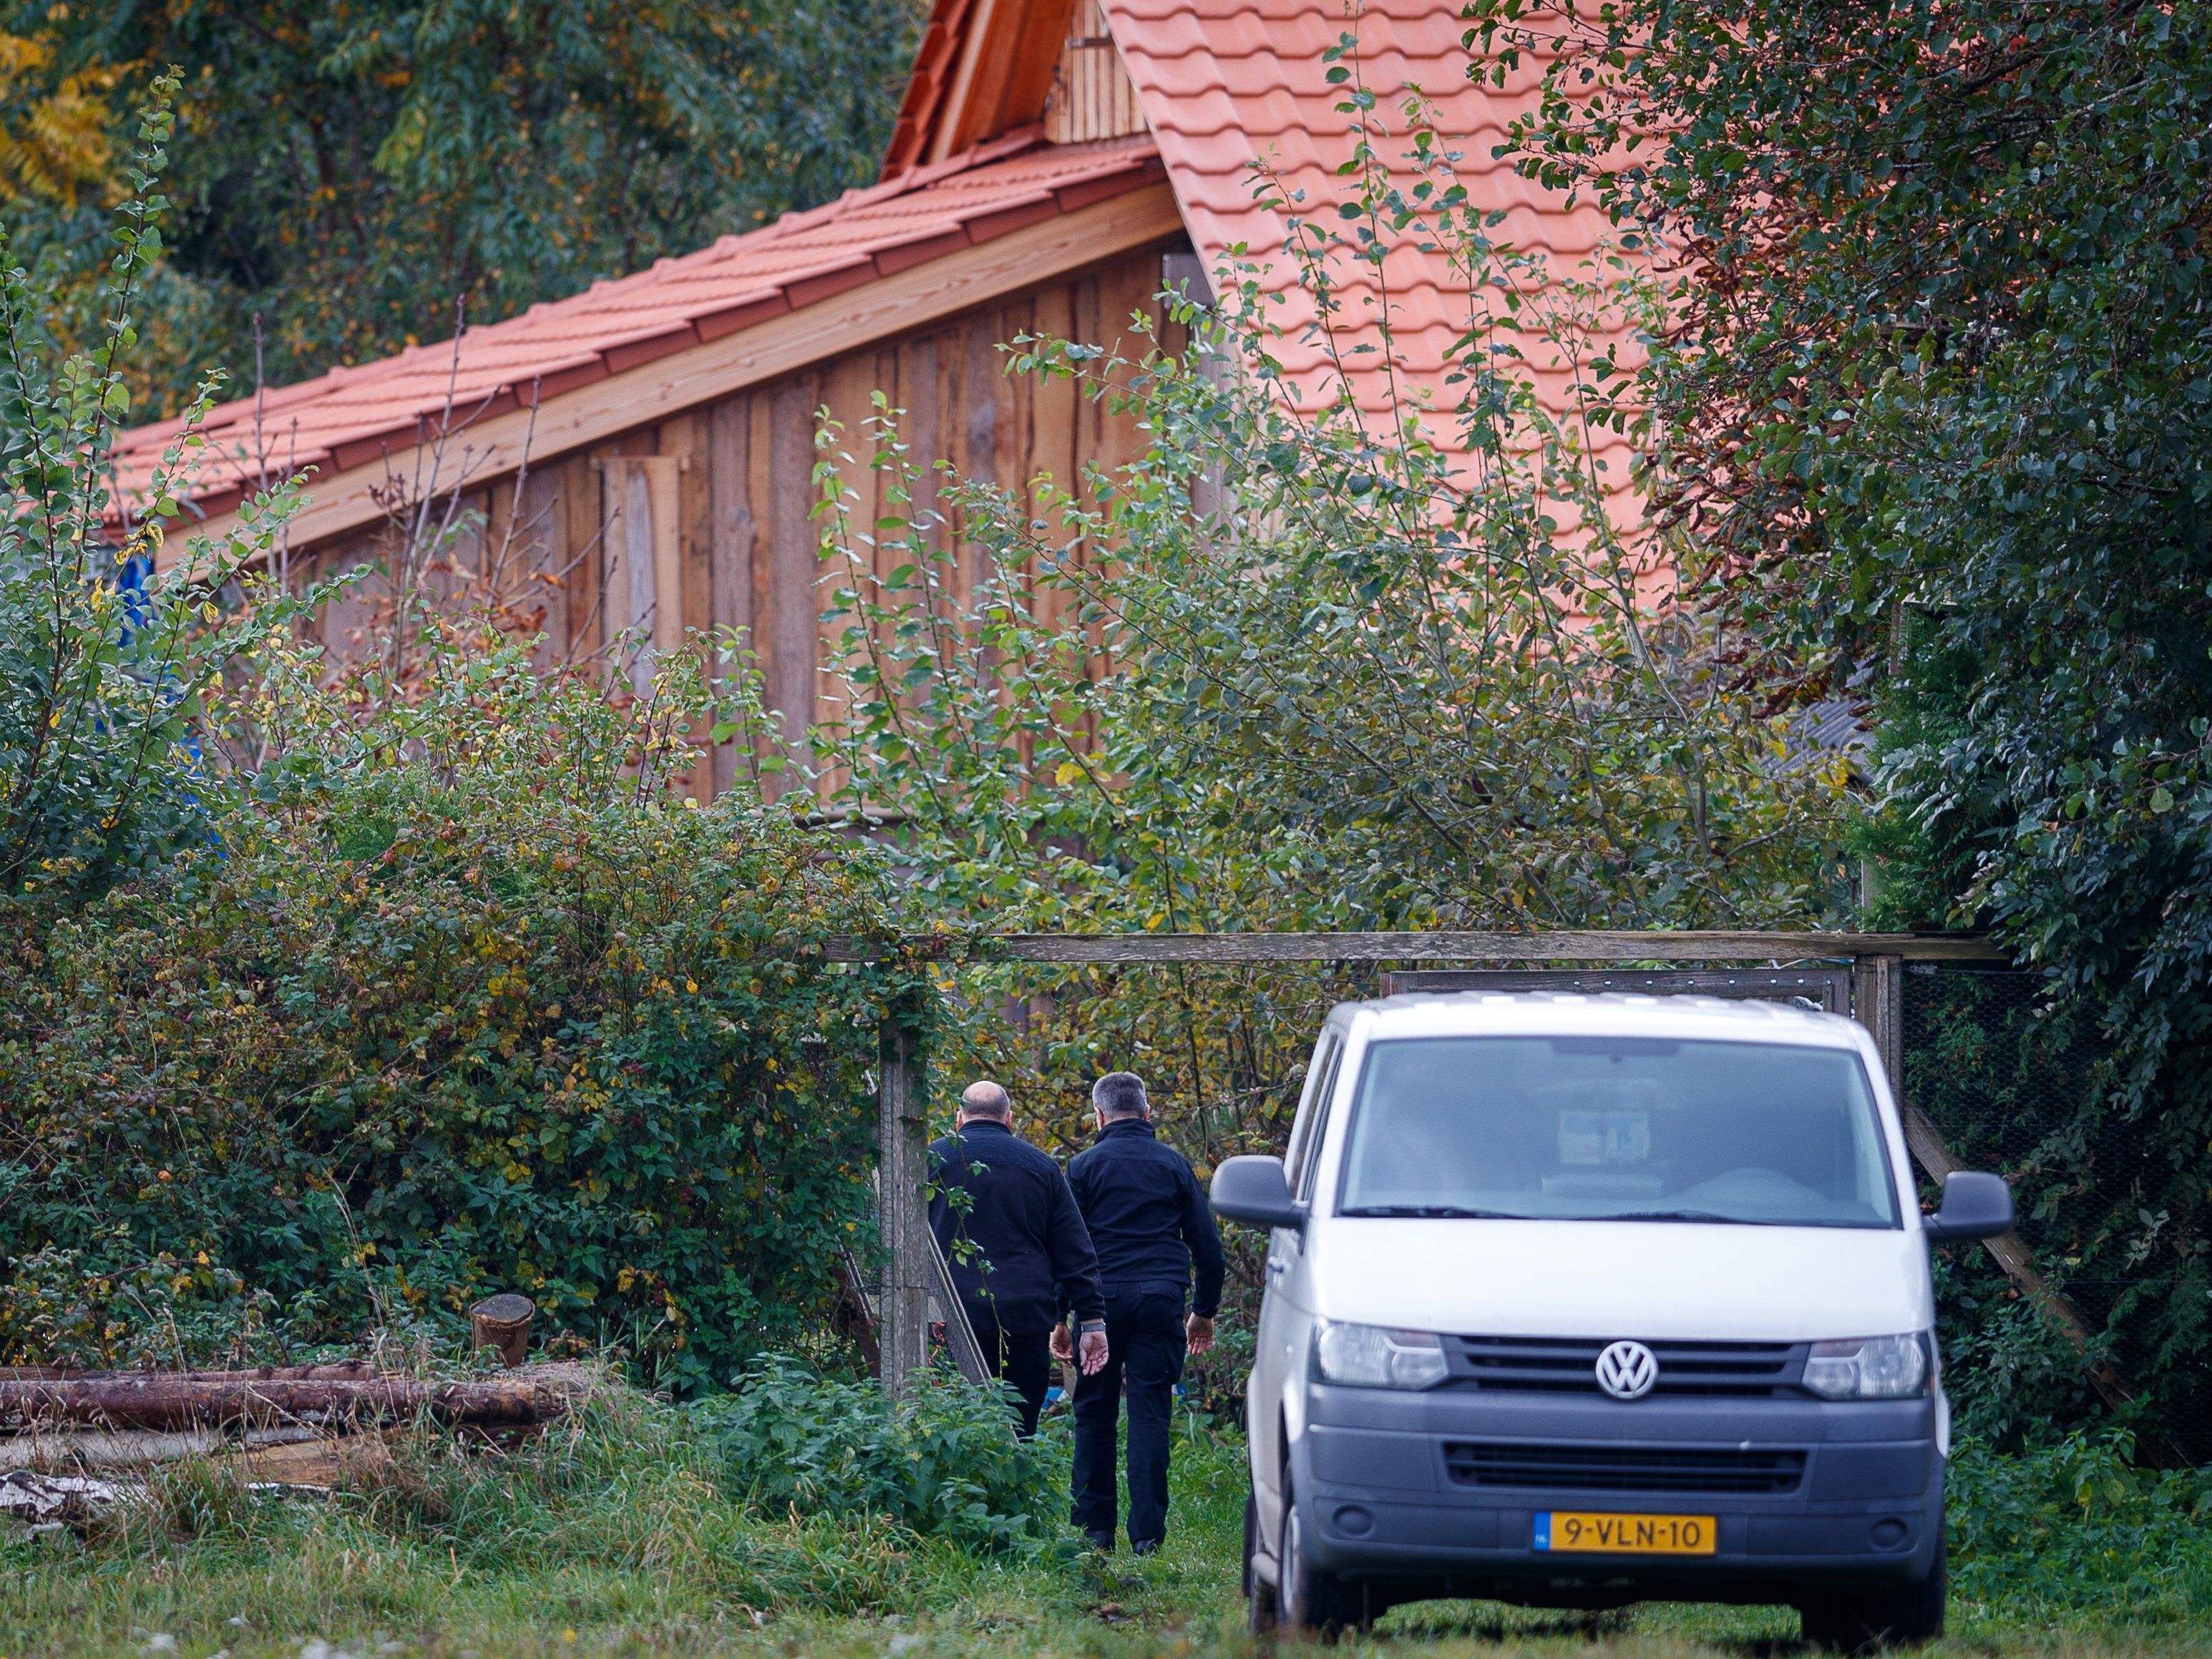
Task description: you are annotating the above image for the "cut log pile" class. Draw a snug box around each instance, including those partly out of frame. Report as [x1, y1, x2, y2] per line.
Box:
[0, 1359, 593, 1534]
[0, 1298, 588, 1534]
[0, 1365, 586, 1433]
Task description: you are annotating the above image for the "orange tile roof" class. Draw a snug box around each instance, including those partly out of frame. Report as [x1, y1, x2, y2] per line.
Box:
[885, 0, 984, 172]
[1101, 0, 1639, 517]
[114, 131, 1164, 518]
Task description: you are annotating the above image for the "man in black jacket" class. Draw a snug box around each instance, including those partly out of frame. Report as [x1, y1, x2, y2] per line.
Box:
[928, 1079, 1107, 1437]
[1058, 1071, 1225, 1554]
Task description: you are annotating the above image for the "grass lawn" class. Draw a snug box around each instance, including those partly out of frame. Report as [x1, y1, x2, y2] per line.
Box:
[5, 1401, 2209, 1659]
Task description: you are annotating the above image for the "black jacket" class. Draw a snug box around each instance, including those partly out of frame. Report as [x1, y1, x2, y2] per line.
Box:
[927, 1121, 1105, 1332]
[1066, 1119, 1226, 1318]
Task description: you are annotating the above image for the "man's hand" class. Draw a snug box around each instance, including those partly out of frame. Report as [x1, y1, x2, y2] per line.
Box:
[1186, 1313, 1216, 1357]
[1078, 1328, 1110, 1376]
[1049, 1323, 1075, 1364]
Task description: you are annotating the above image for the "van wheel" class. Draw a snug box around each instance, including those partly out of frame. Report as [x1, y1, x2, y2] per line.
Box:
[1798, 1535, 1947, 1651]
[1244, 1488, 1278, 1633]
[1277, 1471, 1363, 1638]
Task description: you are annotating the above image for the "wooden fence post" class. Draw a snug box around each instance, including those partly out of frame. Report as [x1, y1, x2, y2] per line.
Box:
[876, 1003, 931, 1398]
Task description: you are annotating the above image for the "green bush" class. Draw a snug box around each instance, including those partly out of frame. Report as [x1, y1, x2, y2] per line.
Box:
[1950, 1431, 2212, 1624]
[0, 633, 903, 1392]
[691, 1356, 1072, 1558]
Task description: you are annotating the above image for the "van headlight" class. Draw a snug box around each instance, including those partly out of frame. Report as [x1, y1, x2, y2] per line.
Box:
[1802, 1333, 1929, 1400]
[1314, 1321, 1450, 1390]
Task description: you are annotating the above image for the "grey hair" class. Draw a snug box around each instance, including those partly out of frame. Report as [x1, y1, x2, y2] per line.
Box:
[1091, 1071, 1149, 1121]
[960, 1079, 1012, 1120]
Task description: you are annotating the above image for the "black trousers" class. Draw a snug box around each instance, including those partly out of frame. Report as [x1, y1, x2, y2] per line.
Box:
[963, 1298, 1053, 1439]
[1071, 1285, 1187, 1547]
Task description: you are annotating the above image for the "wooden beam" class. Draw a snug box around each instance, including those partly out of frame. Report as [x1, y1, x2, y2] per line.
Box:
[877, 1006, 932, 1398]
[824, 930, 2009, 965]
[163, 184, 1184, 565]
[929, 1233, 994, 1388]
[598, 456, 682, 696]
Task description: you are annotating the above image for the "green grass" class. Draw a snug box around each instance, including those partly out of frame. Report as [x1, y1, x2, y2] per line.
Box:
[4, 1389, 2211, 1659]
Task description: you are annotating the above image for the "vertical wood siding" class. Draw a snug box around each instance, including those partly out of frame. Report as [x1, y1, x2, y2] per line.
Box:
[294, 240, 1179, 800]
[1043, 0, 1149, 145]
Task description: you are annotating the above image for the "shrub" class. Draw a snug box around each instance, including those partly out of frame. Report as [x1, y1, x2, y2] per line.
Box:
[0, 72, 302, 903]
[0, 632, 904, 1392]
[691, 1356, 1071, 1557]
[1950, 1431, 2212, 1624]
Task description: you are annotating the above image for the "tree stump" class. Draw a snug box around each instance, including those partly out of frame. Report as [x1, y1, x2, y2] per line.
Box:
[469, 1295, 535, 1368]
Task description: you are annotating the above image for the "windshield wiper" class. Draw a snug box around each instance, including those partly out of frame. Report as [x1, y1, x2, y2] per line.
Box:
[1339, 1205, 1536, 1220]
[1602, 1209, 1783, 1225]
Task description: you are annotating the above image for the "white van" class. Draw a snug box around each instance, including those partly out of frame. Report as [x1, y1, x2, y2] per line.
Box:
[1211, 992, 2014, 1648]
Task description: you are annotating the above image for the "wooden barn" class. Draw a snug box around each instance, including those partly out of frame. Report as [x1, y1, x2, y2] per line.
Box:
[113, 0, 1614, 794]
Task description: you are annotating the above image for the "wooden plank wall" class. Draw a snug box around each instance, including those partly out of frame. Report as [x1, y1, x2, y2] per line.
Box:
[296, 239, 1179, 801]
[1044, 0, 1149, 145]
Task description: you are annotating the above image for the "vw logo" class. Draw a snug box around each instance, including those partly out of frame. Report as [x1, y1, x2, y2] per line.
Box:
[1595, 1340, 1659, 1401]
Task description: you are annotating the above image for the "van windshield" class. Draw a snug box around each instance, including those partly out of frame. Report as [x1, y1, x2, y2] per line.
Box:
[1337, 1036, 1900, 1228]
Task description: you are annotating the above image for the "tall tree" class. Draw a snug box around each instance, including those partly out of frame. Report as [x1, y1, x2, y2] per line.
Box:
[1469, 0, 2212, 1429]
[2, 0, 920, 411]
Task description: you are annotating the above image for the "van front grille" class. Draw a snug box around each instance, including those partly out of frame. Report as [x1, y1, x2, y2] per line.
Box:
[1448, 1336, 1801, 1395]
[1443, 1441, 1808, 1495]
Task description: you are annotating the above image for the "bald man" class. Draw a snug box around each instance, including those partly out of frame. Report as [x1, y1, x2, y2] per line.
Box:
[927, 1080, 1107, 1436]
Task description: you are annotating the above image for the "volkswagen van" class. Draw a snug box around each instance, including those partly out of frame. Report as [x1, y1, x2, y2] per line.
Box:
[1210, 992, 2014, 1646]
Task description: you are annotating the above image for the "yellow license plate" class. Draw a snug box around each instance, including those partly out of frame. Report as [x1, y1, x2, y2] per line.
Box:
[1535, 1510, 1717, 1555]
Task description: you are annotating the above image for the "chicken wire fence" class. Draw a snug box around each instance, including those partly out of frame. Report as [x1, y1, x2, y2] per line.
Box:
[1901, 964, 2211, 1465]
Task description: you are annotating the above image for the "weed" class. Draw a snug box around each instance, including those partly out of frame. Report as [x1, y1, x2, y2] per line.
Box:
[690, 1356, 1071, 1558]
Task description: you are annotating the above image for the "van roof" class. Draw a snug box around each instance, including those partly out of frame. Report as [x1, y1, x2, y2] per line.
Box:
[1332, 990, 1868, 1050]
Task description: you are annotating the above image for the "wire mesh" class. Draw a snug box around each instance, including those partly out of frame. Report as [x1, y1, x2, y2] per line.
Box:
[1904, 964, 2211, 1464]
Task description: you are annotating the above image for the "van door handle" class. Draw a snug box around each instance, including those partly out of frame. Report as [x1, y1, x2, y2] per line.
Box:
[1267, 1258, 1289, 1281]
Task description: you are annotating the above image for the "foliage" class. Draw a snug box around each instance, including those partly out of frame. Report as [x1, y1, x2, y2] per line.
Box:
[1950, 1430, 2212, 1624]
[0, 28, 113, 206]
[814, 170, 1841, 942]
[1468, 0, 2212, 1442]
[808, 57, 1847, 1397]
[0, 72, 297, 900]
[691, 1356, 1073, 1558]
[2, 0, 922, 412]
[1902, 968, 2212, 1455]
[0, 626, 902, 1393]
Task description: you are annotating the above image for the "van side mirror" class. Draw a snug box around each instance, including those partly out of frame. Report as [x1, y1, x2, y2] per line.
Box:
[1923, 1170, 2014, 1242]
[1212, 1155, 1305, 1232]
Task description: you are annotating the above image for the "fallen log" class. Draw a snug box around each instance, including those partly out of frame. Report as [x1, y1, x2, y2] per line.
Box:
[0, 1469, 127, 1529]
[0, 1362, 376, 1384]
[0, 1424, 320, 1473]
[0, 1370, 584, 1431]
